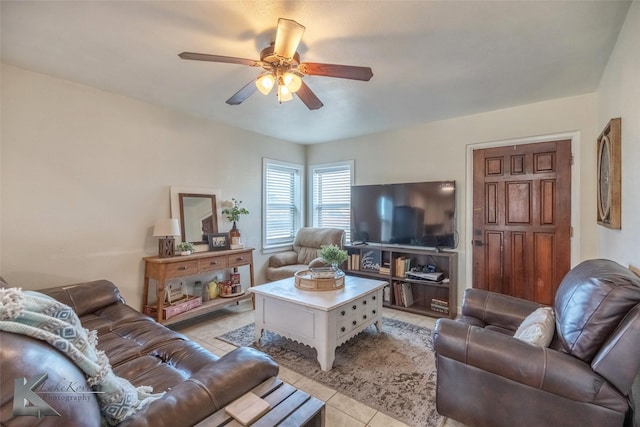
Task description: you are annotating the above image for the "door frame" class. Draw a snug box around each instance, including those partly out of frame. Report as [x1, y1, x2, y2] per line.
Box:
[465, 131, 582, 292]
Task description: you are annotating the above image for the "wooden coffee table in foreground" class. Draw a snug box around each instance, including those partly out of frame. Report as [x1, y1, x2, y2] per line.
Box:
[196, 377, 324, 427]
[249, 275, 387, 371]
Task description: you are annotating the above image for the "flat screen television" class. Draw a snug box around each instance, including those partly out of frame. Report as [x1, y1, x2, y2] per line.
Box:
[350, 181, 456, 249]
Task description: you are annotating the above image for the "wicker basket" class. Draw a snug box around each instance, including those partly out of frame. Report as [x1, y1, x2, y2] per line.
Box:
[294, 269, 345, 291]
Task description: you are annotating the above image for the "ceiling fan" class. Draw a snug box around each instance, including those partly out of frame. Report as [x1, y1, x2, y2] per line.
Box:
[178, 18, 373, 110]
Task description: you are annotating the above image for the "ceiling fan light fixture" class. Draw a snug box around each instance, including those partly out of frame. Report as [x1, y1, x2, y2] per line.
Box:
[283, 72, 302, 93]
[256, 73, 275, 95]
[179, 17, 371, 110]
[277, 84, 293, 103]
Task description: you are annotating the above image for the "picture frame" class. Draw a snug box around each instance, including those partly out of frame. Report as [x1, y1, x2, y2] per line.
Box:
[596, 117, 622, 229]
[207, 233, 229, 251]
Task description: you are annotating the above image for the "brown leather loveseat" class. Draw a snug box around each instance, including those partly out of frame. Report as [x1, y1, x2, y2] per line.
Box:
[0, 279, 279, 426]
[433, 259, 640, 427]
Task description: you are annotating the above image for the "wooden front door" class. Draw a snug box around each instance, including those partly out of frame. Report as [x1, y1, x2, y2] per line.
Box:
[472, 140, 571, 305]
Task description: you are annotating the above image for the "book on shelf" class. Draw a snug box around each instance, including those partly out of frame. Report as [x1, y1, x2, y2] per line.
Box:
[394, 257, 412, 277]
[383, 285, 391, 304]
[348, 253, 360, 270]
[392, 282, 402, 306]
[401, 282, 414, 307]
[430, 297, 449, 314]
[379, 262, 391, 275]
[430, 303, 449, 314]
[391, 281, 414, 308]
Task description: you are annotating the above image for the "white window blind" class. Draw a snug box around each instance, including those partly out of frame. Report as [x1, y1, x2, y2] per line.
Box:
[311, 161, 353, 242]
[263, 159, 303, 249]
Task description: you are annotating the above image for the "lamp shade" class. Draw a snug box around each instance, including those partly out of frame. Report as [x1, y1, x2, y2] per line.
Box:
[153, 218, 181, 237]
[283, 72, 302, 93]
[256, 73, 275, 95]
[277, 84, 293, 103]
[274, 18, 305, 60]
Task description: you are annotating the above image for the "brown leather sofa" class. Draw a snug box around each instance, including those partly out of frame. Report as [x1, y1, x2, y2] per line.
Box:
[0, 279, 279, 426]
[265, 227, 345, 281]
[434, 259, 640, 427]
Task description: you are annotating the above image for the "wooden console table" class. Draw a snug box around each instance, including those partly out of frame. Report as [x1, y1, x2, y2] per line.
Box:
[142, 248, 254, 325]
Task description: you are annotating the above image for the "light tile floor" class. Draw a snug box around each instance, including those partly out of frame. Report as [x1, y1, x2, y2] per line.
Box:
[172, 301, 465, 427]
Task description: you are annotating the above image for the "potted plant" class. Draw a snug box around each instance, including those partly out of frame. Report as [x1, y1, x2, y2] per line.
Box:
[318, 244, 348, 271]
[222, 198, 249, 246]
[176, 242, 195, 256]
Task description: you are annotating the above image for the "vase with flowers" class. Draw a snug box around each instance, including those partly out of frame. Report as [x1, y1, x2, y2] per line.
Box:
[318, 244, 348, 273]
[222, 198, 249, 247]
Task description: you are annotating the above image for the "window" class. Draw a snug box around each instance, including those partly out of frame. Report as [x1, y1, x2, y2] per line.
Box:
[309, 161, 354, 242]
[263, 159, 303, 249]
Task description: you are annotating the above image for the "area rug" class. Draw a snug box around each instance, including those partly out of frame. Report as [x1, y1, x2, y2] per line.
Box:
[217, 317, 444, 427]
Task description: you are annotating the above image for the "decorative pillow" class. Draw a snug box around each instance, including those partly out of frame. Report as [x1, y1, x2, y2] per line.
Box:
[514, 307, 555, 347]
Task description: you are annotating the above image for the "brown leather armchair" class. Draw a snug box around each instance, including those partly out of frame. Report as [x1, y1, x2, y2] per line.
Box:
[433, 259, 640, 427]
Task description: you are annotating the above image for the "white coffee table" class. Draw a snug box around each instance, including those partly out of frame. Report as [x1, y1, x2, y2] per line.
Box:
[249, 275, 387, 371]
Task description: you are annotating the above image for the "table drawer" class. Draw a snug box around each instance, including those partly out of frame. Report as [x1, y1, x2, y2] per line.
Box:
[228, 252, 252, 267]
[337, 319, 359, 337]
[361, 292, 379, 306]
[346, 295, 377, 316]
[166, 260, 199, 277]
[198, 256, 228, 272]
[337, 321, 349, 336]
[336, 310, 376, 337]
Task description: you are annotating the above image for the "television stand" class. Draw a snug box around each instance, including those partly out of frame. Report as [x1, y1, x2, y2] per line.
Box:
[344, 244, 457, 318]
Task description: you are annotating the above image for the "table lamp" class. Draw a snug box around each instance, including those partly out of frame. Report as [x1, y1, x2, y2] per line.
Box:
[153, 218, 181, 258]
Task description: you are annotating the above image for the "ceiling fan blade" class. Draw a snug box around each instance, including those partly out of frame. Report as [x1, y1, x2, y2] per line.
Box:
[179, 52, 260, 67]
[273, 18, 305, 60]
[299, 62, 373, 81]
[226, 80, 258, 105]
[296, 81, 324, 110]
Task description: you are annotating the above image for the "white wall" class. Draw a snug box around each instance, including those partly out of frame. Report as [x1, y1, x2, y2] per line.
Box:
[308, 93, 600, 304]
[596, 1, 640, 271]
[0, 64, 305, 308]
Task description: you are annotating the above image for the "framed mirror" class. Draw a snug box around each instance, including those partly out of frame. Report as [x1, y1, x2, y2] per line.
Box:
[178, 193, 218, 244]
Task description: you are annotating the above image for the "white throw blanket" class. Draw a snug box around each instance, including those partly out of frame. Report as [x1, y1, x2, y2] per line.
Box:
[0, 288, 163, 426]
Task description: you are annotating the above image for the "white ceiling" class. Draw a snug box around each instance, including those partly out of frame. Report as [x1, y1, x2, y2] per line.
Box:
[1, 1, 631, 144]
